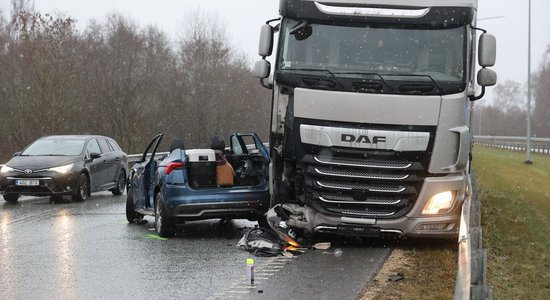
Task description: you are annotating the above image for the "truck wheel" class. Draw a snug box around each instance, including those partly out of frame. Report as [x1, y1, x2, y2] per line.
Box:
[3, 194, 19, 204]
[72, 173, 89, 202]
[155, 192, 175, 238]
[111, 171, 126, 196]
[125, 189, 143, 223]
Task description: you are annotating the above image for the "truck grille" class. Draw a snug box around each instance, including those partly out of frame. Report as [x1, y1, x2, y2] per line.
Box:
[300, 138, 432, 219]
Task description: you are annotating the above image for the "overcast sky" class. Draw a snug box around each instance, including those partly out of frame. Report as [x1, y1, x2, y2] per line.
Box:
[1, 0, 549, 102]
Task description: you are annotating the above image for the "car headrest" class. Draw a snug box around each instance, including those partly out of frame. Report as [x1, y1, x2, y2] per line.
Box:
[169, 138, 185, 152]
[210, 135, 225, 151]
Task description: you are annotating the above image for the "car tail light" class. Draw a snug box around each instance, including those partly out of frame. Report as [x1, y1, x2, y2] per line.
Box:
[165, 162, 184, 175]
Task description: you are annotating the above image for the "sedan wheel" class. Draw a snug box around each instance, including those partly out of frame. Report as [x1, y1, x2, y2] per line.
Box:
[3, 194, 19, 204]
[111, 172, 126, 196]
[155, 193, 175, 238]
[72, 173, 89, 202]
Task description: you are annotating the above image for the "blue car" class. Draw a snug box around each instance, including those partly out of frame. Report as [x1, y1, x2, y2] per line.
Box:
[126, 132, 270, 237]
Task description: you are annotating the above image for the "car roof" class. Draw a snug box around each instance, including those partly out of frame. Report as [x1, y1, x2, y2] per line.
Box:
[40, 135, 114, 141]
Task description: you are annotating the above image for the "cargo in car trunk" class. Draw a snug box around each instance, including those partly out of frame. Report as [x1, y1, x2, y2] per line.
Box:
[187, 149, 216, 188]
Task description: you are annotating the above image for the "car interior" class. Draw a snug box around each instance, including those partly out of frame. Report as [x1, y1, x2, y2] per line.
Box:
[171, 135, 267, 189]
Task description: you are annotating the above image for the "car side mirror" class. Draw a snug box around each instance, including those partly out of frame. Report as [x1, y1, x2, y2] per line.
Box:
[13, 151, 21, 157]
[90, 152, 101, 160]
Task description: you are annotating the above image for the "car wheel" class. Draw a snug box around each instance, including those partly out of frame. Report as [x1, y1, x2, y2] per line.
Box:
[72, 173, 89, 202]
[125, 188, 143, 223]
[3, 194, 19, 204]
[155, 192, 175, 238]
[111, 171, 126, 196]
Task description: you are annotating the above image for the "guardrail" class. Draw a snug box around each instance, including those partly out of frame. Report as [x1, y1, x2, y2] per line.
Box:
[127, 152, 169, 164]
[454, 174, 493, 300]
[474, 135, 550, 155]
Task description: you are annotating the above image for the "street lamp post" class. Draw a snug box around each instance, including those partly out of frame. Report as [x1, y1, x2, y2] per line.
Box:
[525, 0, 533, 164]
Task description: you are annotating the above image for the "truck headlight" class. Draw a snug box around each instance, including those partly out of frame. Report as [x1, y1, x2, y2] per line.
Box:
[0, 165, 14, 173]
[48, 163, 74, 174]
[422, 191, 455, 215]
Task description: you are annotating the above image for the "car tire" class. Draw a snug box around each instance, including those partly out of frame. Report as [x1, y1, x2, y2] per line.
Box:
[111, 171, 126, 196]
[155, 192, 175, 238]
[3, 194, 19, 204]
[125, 188, 143, 223]
[72, 173, 89, 202]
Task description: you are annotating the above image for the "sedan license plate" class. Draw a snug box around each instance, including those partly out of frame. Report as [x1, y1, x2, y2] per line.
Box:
[16, 179, 40, 186]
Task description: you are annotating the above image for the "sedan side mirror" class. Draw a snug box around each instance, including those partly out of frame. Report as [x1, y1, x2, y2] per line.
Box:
[90, 152, 101, 160]
[13, 151, 22, 157]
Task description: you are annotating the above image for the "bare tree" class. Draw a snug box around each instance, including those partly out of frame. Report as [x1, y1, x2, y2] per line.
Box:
[533, 46, 550, 137]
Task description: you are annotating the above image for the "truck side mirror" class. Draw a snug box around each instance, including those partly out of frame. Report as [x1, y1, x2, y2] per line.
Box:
[253, 60, 271, 79]
[477, 68, 497, 87]
[258, 24, 274, 57]
[478, 33, 496, 67]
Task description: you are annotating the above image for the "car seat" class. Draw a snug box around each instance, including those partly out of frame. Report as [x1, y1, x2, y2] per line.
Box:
[169, 138, 185, 152]
[211, 135, 235, 186]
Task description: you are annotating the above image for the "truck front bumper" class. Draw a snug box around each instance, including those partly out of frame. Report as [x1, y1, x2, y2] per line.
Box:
[274, 202, 461, 239]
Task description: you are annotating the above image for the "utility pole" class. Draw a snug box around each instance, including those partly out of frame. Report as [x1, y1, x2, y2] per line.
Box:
[525, 0, 533, 164]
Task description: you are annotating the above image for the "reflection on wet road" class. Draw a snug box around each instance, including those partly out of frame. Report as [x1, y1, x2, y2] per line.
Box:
[0, 193, 391, 299]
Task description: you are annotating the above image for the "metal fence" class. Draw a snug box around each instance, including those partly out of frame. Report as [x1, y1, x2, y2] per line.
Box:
[474, 135, 550, 155]
[455, 174, 493, 300]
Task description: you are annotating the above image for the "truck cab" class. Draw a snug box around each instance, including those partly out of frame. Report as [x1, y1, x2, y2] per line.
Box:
[254, 0, 496, 238]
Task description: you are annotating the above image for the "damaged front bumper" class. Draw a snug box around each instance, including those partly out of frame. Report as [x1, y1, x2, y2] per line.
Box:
[268, 203, 460, 239]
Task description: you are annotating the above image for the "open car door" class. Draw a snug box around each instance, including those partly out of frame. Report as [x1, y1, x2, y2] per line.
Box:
[229, 132, 270, 183]
[129, 134, 163, 210]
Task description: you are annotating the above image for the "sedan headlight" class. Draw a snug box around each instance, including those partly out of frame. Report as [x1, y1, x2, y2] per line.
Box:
[48, 163, 74, 174]
[422, 191, 455, 215]
[0, 165, 14, 173]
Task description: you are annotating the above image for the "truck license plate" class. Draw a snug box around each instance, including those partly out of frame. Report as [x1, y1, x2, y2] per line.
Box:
[16, 179, 40, 186]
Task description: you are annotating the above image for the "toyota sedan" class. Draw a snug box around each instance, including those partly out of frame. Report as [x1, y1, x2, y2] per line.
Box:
[0, 135, 128, 204]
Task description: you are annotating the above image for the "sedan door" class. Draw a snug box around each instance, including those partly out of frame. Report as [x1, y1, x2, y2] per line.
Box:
[85, 139, 106, 191]
[97, 138, 117, 188]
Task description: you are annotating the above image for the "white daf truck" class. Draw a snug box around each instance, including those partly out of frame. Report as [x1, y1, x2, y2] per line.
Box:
[254, 0, 496, 238]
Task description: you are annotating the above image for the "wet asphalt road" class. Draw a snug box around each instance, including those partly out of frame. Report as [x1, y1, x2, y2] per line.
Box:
[0, 193, 391, 299]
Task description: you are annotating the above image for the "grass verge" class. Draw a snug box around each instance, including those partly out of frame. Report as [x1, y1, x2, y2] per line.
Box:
[473, 146, 550, 299]
[363, 146, 550, 299]
[361, 238, 457, 300]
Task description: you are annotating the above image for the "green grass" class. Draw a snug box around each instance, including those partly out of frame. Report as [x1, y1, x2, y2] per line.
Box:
[473, 146, 550, 299]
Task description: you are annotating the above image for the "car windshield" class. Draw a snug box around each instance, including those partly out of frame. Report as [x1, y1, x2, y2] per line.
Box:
[21, 139, 86, 156]
[277, 19, 466, 93]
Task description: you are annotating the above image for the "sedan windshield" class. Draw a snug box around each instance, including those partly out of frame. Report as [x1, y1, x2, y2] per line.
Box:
[21, 139, 86, 156]
[277, 19, 466, 94]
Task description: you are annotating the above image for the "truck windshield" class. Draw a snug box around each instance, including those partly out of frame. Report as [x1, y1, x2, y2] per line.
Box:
[277, 19, 466, 95]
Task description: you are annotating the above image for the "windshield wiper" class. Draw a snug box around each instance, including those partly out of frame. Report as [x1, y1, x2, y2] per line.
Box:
[283, 68, 345, 90]
[389, 74, 443, 94]
[333, 71, 393, 92]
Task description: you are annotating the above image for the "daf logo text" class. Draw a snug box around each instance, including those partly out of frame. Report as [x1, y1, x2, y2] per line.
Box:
[341, 134, 386, 144]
